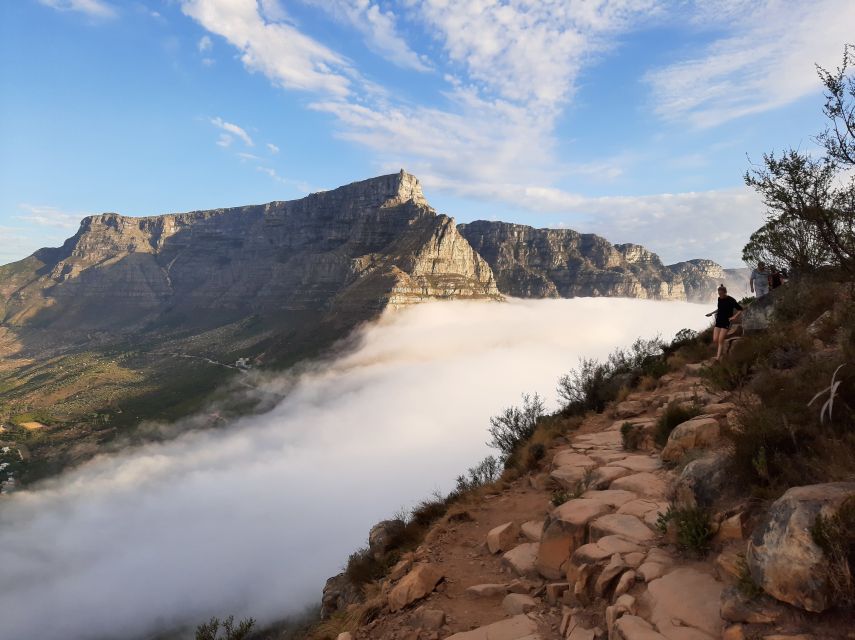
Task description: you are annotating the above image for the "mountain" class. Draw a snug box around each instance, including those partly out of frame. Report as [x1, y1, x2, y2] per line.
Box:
[458, 221, 748, 302]
[0, 170, 744, 481]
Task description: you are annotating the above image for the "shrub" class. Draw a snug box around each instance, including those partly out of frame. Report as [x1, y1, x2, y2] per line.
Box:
[345, 547, 386, 586]
[455, 455, 501, 492]
[811, 496, 855, 607]
[736, 554, 764, 599]
[621, 422, 643, 451]
[654, 401, 702, 446]
[487, 393, 544, 462]
[526, 443, 546, 469]
[551, 488, 571, 507]
[558, 337, 666, 414]
[656, 505, 713, 557]
[196, 616, 255, 640]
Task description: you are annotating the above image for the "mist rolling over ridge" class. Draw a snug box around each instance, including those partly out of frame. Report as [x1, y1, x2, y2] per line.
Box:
[0, 298, 710, 640]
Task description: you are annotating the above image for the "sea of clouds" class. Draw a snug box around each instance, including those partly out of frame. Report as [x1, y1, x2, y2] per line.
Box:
[0, 298, 712, 640]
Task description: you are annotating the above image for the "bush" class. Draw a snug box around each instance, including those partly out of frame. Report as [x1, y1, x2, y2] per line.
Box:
[621, 422, 643, 451]
[196, 616, 255, 640]
[455, 455, 501, 493]
[811, 496, 855, 607]
[558, 337, 666, 414]
[487, 394, 544, 462]
[656, 505, 713, 557]
[654, 401, 702, 446]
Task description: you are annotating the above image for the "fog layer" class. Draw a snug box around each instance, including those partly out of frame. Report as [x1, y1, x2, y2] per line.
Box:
[0, 298, 710, 640]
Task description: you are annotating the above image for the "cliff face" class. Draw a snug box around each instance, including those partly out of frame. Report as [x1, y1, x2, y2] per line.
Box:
[459, 221, 745, 303]
[1, 171, 499, 334]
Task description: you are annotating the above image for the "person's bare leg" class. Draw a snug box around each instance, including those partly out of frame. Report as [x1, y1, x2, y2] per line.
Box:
[714, 328, 725, 360]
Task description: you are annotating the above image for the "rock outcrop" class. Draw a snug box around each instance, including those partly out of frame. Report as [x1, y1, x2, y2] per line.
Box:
[459, 221, 748, 303]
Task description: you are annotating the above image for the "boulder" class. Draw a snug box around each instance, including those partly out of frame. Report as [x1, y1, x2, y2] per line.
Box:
[521, 520, 545, 542]
[610, 473, 667, 500]
[720, 587, 786, 624]
[336, 633, 353, 640]
[589, 514, 655, 544]
[488, 521, 521, 554]
[502, 542, 541, 578]
[368, 519, 405, 560]
[612, 615, 668, 640]
[661, 417, 720, 462]
[581, 489, 639, 509]
[414, 607, 446, 630]
[746, 482, 855, 612]
[571, 536, 643, 567]
[615, 400, 646, 418]
[646, 567, 723, 639]
[673, 451, 730, 509]
[445, 614, 539, 640]
[536, 499, 611, 579]
[594, 553, 628, 597]
[589, 465, 632, 489]
[388, 564, 444, 612]
[502, 593, 537, 615]
[613, 569, 636, 599]
[466, 583, 509, 597]
[321, 572, 361, 619]
[637, 562, 666, 583]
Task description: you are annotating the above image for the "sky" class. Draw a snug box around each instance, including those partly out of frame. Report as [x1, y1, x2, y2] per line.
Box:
[0, 0, 851, 267]
[0, 297, 710, 640]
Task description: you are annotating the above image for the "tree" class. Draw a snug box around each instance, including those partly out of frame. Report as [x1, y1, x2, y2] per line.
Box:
[744, 44, 855, 274]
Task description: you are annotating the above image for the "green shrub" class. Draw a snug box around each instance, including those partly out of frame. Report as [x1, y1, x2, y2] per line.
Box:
[487, 393, 545, 462]
[455, 455, 501, 492]
[654, 401, 702, 446]
[656, 505, 713, 557]
[195, 615, 255, 640]
[736, 554, 764, 599]
[344, 547, 386, 586]
[551, 488, 571, 507]
[621, 422, 643, 451]
[810, 496, 855, 607]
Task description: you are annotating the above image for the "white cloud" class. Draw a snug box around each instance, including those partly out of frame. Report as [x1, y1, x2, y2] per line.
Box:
[646, 0, 855, 127]
[0, 298, 711, 640]
[37, 0, 115, 19]
[236, 152, 260, 161]
[14, 204, 85, 230]
[210, 116, 254, 146]
[303, 0, 431, 72]
[215, 133, 232, 147]
[198, 34, 212, 53]
[266, 142, 280, 154]
[181, 0, 354, 96]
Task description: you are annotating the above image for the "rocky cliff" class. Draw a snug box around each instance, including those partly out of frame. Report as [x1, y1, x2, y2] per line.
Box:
[458, 221, 747, 303]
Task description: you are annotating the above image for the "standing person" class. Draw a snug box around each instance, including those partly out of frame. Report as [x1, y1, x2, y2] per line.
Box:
[751, 261, 770, 298]
[706, 285, 743, 360]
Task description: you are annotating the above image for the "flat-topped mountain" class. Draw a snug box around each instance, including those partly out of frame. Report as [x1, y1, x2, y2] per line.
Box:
[0, 170, 744, 481]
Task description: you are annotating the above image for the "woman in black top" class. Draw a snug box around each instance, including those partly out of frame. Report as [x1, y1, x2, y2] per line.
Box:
[705, 285, 743, 360]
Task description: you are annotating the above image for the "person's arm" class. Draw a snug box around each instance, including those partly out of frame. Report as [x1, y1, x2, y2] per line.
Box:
[731, 298, 743, 319]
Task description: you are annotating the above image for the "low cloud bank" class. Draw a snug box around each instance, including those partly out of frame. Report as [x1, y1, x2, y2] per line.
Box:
[0, 298, 710, 640]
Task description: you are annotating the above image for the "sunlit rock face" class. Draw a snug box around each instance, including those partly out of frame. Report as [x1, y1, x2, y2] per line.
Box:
[459, 221, 747, 303]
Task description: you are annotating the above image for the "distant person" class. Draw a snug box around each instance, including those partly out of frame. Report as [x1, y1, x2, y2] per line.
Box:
[706, 285, 743, 360]
[750, 261, 770, 298]
[770, 267, 783, 290]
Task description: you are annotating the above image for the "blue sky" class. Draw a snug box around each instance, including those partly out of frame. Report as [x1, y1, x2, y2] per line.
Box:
[1, 0, 851, 266]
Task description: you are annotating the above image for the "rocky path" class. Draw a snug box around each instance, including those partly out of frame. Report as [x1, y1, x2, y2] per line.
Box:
[334, 361, 848, 640]
[331, 363, 737, 640]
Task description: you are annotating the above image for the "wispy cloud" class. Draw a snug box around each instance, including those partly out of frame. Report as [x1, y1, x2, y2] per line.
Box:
[210, 116, 253, 147]
[182, 0, 354, 96]
[197, 35, 212, 53]
[37, 0, 116, 19]
[646, 0, 855, 127]
[14, 204, 85, 230]
[266, 143, 279, 154]
[303, 0, 431, 72]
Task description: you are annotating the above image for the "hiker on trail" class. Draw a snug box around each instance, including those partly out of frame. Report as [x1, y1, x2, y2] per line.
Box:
[705, 285, 743, 360]
[750, 261, 770, 298]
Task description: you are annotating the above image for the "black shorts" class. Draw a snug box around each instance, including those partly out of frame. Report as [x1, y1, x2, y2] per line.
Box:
[715, 319, 730, 329]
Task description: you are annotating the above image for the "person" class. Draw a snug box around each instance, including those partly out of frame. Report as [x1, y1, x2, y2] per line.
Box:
[705, 285, 743, 360]
[770, 266, 783, 290]
[750, 261, 770, 298]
